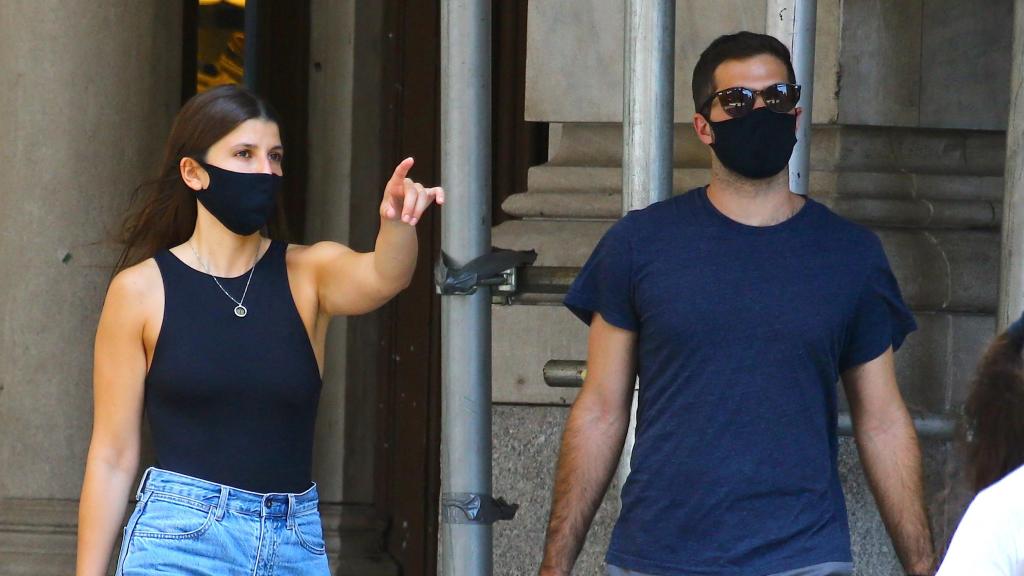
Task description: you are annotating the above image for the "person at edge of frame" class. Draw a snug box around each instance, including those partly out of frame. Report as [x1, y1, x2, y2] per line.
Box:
[538, 31, 936, 576]
[76, 84, 443, 575]
[936, 311, 1024, 575]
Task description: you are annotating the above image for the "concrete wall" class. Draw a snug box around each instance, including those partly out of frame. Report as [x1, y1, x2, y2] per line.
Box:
[526, 0, 1013, 131]
[525, 0, 842, 124]
[0, 1, 183, 572]
[0, 0, 183, 502]
[307, 0, 356, 504]
[306, 0, 388, 506]
[838, 0, 1013, 130]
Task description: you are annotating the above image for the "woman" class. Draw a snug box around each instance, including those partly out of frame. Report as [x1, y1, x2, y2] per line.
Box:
[75, 85, 442, 575]
[936, 314, 1024, 575]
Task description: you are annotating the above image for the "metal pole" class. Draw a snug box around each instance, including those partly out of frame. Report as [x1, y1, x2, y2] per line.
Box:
[790, 0, 817, 196]
[767, 0, 817, 195]
[440, 1, 492, 574]
[618, 0, 675, 486]
[998, 0, 1024, 331]
[622, 0, 676, 212]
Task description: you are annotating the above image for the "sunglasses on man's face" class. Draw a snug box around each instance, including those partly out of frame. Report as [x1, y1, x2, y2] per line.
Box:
[700, 83, 802, 119]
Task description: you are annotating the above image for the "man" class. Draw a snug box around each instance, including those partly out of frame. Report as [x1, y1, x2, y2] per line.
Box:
[539, 32, 935, 576]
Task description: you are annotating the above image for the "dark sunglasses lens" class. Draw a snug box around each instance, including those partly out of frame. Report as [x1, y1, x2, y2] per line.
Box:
[764, 84, 800, 112]
[718, 88, 754, 118]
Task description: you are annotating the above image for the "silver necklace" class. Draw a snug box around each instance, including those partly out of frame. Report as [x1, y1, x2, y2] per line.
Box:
[188, 240, 261, 318]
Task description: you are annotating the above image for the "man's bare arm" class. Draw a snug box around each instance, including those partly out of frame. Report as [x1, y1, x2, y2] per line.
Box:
[539, 314, 637, 576]
[843, 347, 935, 575]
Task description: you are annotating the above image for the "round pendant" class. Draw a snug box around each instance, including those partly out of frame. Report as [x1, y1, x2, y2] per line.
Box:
[234, 305, 248, 318]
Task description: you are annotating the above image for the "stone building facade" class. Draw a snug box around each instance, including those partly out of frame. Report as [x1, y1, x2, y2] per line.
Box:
[0, 1, 1018, 575]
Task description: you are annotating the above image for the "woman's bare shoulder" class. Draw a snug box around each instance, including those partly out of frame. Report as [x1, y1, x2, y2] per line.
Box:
[104, 258, 163, 315]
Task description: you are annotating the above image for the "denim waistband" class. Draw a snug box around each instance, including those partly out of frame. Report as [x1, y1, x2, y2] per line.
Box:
[135, 467, 320, 519]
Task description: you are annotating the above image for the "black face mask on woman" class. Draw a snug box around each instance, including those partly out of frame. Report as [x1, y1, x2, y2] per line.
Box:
[196, 161, 282, 236]
[709, 107, 797, 180]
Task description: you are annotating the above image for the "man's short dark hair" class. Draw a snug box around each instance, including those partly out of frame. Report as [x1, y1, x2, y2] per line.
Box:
[692, 31, 797, 115]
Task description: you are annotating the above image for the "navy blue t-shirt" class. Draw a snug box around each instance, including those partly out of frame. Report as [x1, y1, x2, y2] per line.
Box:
[564, 187, 916, 575]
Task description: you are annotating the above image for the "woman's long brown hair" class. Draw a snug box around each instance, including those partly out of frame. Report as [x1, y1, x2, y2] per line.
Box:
[114, 85, 288, 274]
[964, 326, 1024, 492]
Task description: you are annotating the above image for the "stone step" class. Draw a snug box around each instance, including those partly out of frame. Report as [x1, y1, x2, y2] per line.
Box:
[336, 557, 401, 576]
[327, 504, 392, 558]
[506, 165, 1004, 222]
[547, 122, 1006, 175]
[503, 185, 1003, 228]
[493, 220, 999, 314]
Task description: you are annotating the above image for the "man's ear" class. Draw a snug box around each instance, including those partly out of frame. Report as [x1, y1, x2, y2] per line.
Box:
[693, 113, 714, 146]
[794, 106, 803, 132]
[179, 157, 208, 192]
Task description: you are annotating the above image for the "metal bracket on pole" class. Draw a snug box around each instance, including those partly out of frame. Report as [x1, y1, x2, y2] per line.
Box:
[441, 492, 519, 525]
[434, 248, 538, 298]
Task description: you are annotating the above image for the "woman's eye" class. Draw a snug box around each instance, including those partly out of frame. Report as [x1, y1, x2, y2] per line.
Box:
[235, 150, 252, 158]
[270, 153, 283, 162]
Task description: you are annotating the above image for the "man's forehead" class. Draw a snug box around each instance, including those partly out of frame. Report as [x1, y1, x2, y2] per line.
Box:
[712, 55, 788, 90]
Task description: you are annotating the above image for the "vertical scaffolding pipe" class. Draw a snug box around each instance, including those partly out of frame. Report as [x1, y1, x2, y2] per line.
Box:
[618, 0, 675, 485]
[998, 0, 1024, 331]
[768, 0, 817, 195]
[622, 0, 676, 212]
[790, 0, 817, 196]
[440, 1, 492, 574]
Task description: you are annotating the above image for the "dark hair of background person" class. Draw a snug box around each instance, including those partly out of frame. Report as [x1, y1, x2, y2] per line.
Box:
[114, 84, 289, 274]
[691, 31, 797, 115]
[963, 328, 1024, 493]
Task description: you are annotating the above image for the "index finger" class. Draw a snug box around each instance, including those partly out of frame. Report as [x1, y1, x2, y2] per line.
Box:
[388, 157, 415, 188]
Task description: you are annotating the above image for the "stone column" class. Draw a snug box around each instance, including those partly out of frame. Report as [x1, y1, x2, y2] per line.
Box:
[998, 0, 1024, 329]
[306, 3, 400, 573]
[307, 0, 357, 505]
[0, 1, 182, 573]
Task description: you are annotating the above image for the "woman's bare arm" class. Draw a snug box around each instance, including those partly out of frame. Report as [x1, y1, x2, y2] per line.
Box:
[297, 158, 442, 318]
[76, 264, 152, 576]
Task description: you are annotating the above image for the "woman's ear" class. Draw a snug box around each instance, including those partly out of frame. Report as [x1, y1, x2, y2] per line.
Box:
[179, 157, 207, 192]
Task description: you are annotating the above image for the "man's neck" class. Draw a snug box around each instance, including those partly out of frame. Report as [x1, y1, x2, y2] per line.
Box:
[706, 163, 804, 227]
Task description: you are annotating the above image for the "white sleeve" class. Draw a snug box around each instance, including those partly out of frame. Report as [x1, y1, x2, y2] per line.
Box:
[936, 491, 1020, 576]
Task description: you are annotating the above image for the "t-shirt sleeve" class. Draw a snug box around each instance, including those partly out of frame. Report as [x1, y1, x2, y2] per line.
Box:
[563, 216, 638, 332]
[936, 491, 1020, 576]
[839, 235, 917, 372]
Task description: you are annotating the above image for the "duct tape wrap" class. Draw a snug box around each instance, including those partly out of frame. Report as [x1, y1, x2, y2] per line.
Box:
[441, 492, 519, 525]
[434, 248, 538, 295]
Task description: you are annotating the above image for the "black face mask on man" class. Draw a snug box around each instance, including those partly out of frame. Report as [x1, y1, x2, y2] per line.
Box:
[195, 161, 282, 236]
[709, 107, 797, 180]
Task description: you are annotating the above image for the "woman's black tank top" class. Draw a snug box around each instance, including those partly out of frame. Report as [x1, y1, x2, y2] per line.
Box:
[145, 240, 323, 494]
